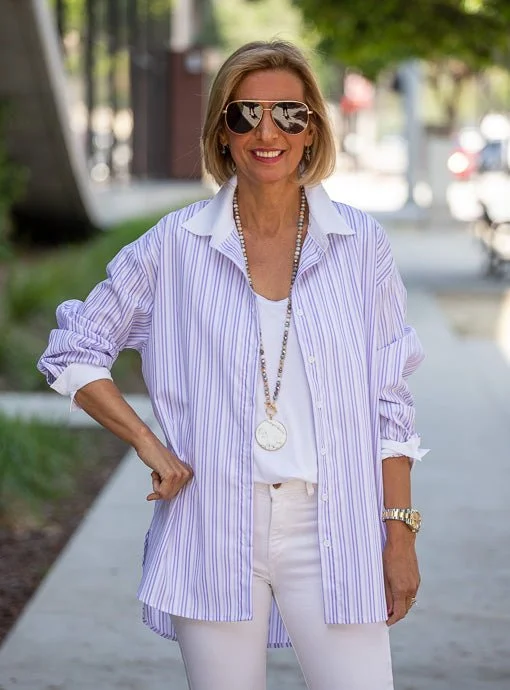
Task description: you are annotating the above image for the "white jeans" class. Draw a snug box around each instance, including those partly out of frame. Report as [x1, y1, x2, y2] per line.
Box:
[172, 480, 394, 690]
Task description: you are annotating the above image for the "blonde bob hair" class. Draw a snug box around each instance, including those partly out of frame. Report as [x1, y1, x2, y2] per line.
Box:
[202, 40, 336, 187]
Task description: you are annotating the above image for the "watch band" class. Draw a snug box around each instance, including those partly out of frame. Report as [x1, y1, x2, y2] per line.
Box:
[382, 508, 413, 521]
[382, 507, 421, 533]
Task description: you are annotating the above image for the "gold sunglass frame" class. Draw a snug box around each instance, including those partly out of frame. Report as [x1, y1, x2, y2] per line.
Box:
[222, 100, 313, 135]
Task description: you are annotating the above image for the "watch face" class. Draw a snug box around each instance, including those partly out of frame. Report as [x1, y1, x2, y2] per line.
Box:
[408, 511, 421, 532]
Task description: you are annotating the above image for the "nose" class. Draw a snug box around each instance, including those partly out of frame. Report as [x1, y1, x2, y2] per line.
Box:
[256, 108, 278, 141]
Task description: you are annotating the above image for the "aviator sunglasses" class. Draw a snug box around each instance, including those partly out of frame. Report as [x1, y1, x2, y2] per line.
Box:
[223, 100, 313, 135]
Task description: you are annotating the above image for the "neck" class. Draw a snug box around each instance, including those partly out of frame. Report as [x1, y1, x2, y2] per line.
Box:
[235, 178, 304, 238]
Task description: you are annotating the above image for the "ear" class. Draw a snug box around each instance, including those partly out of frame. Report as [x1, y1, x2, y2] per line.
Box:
[219, 128, 229, 147]
[305, 122, 315, 147]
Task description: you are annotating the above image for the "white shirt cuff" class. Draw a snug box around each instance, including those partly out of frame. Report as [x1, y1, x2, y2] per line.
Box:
[381, 437, 429, 462]
[50, 363, 113, 411]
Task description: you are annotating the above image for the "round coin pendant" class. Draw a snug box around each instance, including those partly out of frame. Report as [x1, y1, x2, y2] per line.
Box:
[255, 419, 287, 451]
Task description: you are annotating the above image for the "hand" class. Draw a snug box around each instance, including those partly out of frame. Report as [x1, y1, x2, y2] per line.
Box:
[383, 528, 420, 626]
[135, 433, 193, 501]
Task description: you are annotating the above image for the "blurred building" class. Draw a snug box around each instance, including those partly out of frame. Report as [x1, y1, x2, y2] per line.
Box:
[0, 0, 216, 241]
[55, 0, 215, 181]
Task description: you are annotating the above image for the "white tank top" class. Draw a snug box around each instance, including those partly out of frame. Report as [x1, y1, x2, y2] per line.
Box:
[253, 293, 318, 484]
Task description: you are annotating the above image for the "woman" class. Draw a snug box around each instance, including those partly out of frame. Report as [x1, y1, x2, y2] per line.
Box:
[38, 40, 426, 690]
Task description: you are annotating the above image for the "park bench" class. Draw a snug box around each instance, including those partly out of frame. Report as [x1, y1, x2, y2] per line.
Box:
[472, 202, 510, 277]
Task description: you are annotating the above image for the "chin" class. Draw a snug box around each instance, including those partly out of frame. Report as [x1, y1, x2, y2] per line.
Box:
[240, 167, 300, 187]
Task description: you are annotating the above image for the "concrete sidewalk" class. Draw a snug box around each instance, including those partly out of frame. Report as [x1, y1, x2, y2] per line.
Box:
[1, 223, 510, 689]
[94, 179, 212, 228]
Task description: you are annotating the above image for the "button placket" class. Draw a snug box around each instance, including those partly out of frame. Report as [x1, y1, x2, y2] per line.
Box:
[293, 287, 331, 519]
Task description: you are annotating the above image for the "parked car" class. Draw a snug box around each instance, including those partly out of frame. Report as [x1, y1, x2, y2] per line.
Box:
[477, 140, 509, 174]
[448, 117, 510, 180]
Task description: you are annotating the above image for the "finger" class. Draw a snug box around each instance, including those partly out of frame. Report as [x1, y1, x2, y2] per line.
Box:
[387, 597, 407, 626]
[147, 471, 162, 501]
[159, 477, 183, 500]
[151, 470, 161, 486]
[406, 594, 418, 610]
[176, 465, 193, 484]
[384, 578, 394, 619]
[147, 464, 193, 502]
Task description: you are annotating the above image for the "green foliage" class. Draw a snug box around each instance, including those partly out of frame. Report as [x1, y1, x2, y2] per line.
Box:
[49, 0, 85, 31]
[0, 412, 82, 521]
[291, 0, 510, 79]
[212, 0, 331, 89]
[49, 0, 173, 31]
[4, 212, 164, 324]
[214, 0, 310, 51]
[0, 208, 191, 392]
[0, 325, 50, 392]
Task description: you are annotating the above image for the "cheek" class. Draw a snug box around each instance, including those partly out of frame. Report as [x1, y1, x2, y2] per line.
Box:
[291, 136, 308, 158]
[228, 136, 252, 160]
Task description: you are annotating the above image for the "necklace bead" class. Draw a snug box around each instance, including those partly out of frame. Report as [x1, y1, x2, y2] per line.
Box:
[233, 187, 306, 419]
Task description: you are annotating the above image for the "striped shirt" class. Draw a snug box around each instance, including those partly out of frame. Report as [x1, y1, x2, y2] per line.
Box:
[38, 179, 425, 647]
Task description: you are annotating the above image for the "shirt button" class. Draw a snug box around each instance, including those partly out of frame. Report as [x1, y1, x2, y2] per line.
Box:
[308, 355, 316, 364]
[323, 539, 331, 548]
[320, 447, 327, 455]
[321, 492, 328, 501]
[296, 308, 304, 316]
[316, 400, 323, 409]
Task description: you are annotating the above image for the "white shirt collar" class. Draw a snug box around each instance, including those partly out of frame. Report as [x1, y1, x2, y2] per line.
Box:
[181, 176, 355, 249]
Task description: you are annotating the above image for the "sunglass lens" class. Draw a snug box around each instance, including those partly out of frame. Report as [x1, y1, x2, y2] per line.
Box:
[272, 102, 308, 134]
[225, 102, 263, 134]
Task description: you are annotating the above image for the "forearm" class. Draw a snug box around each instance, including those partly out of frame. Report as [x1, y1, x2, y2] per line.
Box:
[382, 455, 414, 542]
[75, 377, 192, 501]
[74, 378, 156, 452]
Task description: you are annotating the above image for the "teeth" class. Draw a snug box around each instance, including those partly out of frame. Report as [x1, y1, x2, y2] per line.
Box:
[253, 150, 282, 158]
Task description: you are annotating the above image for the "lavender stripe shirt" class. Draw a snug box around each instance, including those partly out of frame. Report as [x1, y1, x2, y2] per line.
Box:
[38, 179, 425, 647]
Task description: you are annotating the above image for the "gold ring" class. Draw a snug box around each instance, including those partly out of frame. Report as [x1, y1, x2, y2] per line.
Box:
[409, 596, 417, 607]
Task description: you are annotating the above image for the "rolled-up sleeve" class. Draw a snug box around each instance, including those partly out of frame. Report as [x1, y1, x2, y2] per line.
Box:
[37, 232, 157, 386]
[376, 261, 425, 449]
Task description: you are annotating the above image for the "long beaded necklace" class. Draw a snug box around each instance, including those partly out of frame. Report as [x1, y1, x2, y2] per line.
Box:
[233, 186, 307, 451]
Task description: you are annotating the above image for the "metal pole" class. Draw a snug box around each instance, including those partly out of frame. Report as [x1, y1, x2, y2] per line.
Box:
[401, 60, 422, 210]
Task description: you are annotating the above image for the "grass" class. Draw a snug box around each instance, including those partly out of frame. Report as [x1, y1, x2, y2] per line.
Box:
[0, 411, 83, 524]
[0, 208, 189, 392]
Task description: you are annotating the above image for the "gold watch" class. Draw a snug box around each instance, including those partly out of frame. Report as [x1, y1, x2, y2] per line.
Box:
[382, 508, 421, 533]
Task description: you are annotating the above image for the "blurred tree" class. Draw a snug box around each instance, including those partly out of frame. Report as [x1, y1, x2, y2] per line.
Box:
[212, 0, 341, 93]
[291, 0, 510, 130]
[291, 0, 509, 78]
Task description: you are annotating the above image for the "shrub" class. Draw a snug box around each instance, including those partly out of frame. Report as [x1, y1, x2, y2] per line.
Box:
[4, 212, 164, 323]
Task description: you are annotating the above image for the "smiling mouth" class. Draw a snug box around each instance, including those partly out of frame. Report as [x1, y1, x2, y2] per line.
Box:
[251, 149, 284, 160]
